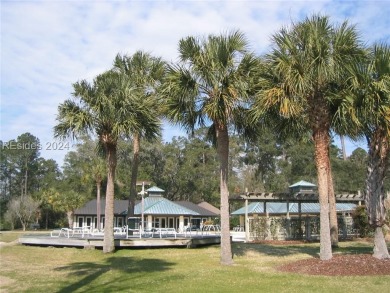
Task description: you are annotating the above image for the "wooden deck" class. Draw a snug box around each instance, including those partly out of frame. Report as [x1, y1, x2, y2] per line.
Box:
[18, 233, 221, 249]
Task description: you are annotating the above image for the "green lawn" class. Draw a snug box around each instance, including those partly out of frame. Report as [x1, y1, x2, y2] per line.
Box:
[0, 231, 48, 243]
[0, 233, 388, 293]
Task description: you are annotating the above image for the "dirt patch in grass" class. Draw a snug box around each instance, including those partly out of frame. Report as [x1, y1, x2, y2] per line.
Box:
[0, 240, 19, 247]
[252, 240, 309, 245]
[0, 275, 16, 287]
[278, 254, 390, 276]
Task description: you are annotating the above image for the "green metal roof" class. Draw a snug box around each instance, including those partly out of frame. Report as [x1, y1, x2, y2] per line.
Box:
[289, 180, 316, 188]
[231, 202, 356, 215]
[146, 186, 165, 193]
[134, 197, 198, 215]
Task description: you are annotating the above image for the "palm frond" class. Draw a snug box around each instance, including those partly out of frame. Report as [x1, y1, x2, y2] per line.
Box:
[54, 100, 94, 140]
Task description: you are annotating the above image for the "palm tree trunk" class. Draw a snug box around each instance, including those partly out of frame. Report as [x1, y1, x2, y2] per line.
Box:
[313, 127, 333, 260]
[96, 180, 101, 230]
[127, 133, 140, 219]
[365, 130, 389, 259]
[103, 144, 117, 253]
[216, 124, 233, 265]
[327, 155, 338, 247]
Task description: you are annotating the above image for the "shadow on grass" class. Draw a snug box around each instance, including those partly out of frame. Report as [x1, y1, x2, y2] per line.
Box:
[232, 242, 319, 258]
[55, 256, 175, 293]
[333, 245, 373, 255]
[232, 241, 375, 259]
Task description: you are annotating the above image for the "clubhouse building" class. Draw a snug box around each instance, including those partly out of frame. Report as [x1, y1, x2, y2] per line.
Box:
[73, 186, 220, 233]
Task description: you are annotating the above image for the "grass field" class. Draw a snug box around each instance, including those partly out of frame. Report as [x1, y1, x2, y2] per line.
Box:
[0, 231, 389, 293]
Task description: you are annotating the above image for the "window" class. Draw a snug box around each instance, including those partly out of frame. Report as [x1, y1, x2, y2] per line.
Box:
[86, 217, 92, 227]
[168, 217, 174, 228]
[153, 217, 160, 228]
[77, 217, 83, 228]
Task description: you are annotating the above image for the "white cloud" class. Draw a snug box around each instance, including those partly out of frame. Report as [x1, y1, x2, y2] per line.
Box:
[1, 0, 388, 166]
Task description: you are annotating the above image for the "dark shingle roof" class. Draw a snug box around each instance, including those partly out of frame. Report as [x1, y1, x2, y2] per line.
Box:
[176, 201, 219, 217]
[198, 201, 220, 215]
[74, 199, 128, 215]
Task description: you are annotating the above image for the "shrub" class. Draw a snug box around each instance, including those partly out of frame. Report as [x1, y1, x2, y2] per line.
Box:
[230, 216, 240, 230]
[250, 217, 267, 240]
[352, 205, 372, 237]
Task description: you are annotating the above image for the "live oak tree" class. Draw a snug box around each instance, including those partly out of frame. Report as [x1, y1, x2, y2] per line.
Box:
[162, 30, 261, 265]
[41, 188, 85, 228]
[5, 196, 40, 231]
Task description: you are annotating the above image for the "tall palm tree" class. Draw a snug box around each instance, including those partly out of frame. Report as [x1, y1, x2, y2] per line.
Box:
[252, 15, 365, 260]
[113, 51, 164, 222]
[82, 154, 106, 231]
[162, 30, 261, 265]
[54, 70, 156, 252]
[350, 43, 390, 259]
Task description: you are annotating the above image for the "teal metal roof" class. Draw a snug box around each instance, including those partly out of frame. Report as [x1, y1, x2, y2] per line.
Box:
[146, 186, 165, 193]
[231, 202, 357, 215]
[289, 180, 316, 188]
[134, 197, 198, 215]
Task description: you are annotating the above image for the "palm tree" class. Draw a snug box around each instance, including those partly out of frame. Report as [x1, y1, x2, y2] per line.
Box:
[162, 30, 261, 265]
[350, 43, 390, 259]
[82, 154, 106, 231]
[113, 51, 164, 222]
[252, 15, 365, 260]
[54, 70, 156, 252]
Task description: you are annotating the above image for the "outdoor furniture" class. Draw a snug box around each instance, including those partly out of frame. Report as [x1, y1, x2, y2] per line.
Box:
[59, 228, 74, 238]
[155, 228, 177, 238]
[114, 227, 126, 236]
[50, 227, 90, 238]
[233, 225, 244, 232]
[186, 225, 198, 231]
[202, 225, 221, 235]
[72, 226, 91, 238]
[141, 228, 157, 238]
[50, 228, 73, 238]
[50, 229, 62, 237]
[90, 229, 104, 237]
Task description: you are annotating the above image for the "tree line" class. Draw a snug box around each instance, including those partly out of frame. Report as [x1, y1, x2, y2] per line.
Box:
[1, 130, 380, 228]
[1, 14, 389, 263]
[1, 129, 387, 243]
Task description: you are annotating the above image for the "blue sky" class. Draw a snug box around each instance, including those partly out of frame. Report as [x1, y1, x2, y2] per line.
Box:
[1, 0, 389, 166]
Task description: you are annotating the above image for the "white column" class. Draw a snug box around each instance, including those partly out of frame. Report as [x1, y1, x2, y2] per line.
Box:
[286, 200, 290, 219]
[147, 215, 153, 229]
[239, 215, 244, 227]
[245, 198, 249, 242]
[179, 215, 184, 233]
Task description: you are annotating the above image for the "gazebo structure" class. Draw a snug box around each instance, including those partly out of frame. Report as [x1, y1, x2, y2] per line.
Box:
[231, 180, 364, 241]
